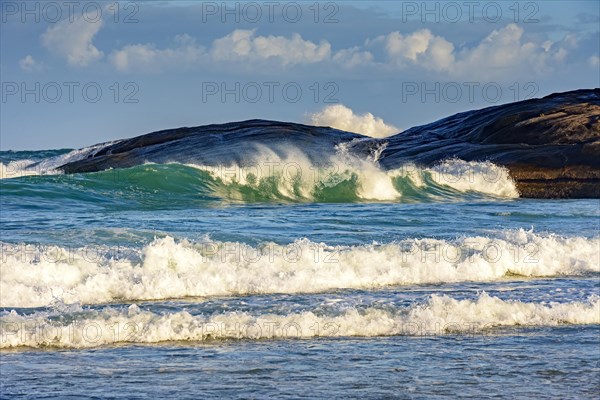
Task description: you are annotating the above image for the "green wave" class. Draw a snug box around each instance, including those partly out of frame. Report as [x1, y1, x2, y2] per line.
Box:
[0, 162, 515, 209]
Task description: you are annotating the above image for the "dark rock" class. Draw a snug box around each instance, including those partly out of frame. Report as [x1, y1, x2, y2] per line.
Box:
[58, 89, 600, 198]
[376, 88, 600, 198]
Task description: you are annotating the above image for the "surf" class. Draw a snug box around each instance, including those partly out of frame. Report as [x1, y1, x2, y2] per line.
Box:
[2, 293, 598, 348]
[2, 229, 598, 308]
[0, 145, 519, 205]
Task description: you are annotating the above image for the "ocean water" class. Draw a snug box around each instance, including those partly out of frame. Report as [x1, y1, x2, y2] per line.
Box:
[1, 148, 599, 399]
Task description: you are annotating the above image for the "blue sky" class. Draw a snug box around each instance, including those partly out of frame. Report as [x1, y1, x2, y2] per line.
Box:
[1, 0, 599, 150]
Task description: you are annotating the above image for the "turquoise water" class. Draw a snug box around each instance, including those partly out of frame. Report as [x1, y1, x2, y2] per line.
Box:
[1, 150, 599, 398]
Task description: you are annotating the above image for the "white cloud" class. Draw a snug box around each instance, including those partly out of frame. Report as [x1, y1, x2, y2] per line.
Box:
[211, 29, 331, 66]
[41, 14, 103, 67]
[454, 24, 539, 76]
[332, 46, 374, 68]
[18, 55, 41, 72]
[110, 35, 206, 72]
[385, 29, 454, 71]
[452, 25, 579, 78]
[109, 29, 331, 71]
[105, 25, 584, 79]
[306, 104, 398, 138]
[589, 55, 600, 68]
[363, 29, 455, 72]
[363, 24, 576, 79]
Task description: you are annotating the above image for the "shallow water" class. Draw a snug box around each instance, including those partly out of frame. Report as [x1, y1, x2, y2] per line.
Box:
[1, 149, 599, 398]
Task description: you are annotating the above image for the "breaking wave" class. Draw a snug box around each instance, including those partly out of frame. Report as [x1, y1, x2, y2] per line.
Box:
[1, 293, 598, 348]
[0, 145, 519, 203]
[2, 230, 597, 308]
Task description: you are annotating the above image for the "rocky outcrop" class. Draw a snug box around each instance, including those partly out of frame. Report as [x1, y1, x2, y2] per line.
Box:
[58, 89, 600, 198]
[375, 89, 600, 198]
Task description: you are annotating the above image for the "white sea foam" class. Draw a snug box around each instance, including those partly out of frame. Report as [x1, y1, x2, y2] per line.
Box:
[1, 293, 598, 348]
[0, 142, 118, 180]
[2, 230, 597, 308]
[0, 160, 46, 179]
[1, 140, 519, 201]
[306, 104, 399, 138]
[190, 145, 519, 201]
[426, 159, 519, 197]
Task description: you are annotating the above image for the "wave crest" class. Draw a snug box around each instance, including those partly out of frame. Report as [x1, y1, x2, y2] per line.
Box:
[191, 145, 519, 201]
[2, 293, 598, 348]
[1, 144, 518, 202]
[2, 230, 597, 308]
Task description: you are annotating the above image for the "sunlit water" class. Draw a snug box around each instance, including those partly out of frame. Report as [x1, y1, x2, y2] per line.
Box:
[1, 150, 599, 398]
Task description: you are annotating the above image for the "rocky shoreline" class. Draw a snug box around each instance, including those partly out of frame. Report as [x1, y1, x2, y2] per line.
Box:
[58, 89, 600, 198]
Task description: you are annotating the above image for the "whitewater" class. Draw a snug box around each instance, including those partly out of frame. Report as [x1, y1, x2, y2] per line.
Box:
[2, 230, 598, 308]
[1, 139, 599, 398]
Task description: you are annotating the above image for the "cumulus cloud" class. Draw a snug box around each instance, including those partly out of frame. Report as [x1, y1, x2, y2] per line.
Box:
[109, 29, 331, 71]
[363, 24, 578, 79]
[110, 35, 205, 72]
[382, 29, 455, 71]
[18, 55, 41, 72]
[105, 24, 587, 78]
[41, 14, 103, 67]
[453, 24, 545, 76]
[332, 46, 374, 68]
[211, 29, 331, 66]
[306, 104, 398, 138]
